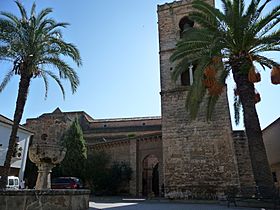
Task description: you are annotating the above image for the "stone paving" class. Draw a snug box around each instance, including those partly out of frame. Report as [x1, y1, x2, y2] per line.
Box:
[89, 202, 264, 210]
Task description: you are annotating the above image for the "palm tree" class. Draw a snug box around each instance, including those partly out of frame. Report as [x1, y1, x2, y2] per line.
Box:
[171, 0, 279, 196]
[0, 1, 81, 189]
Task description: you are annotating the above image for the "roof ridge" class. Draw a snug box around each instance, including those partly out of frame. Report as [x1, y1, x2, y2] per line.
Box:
[92, 116, 161, 122]
[0, 114, 34, 133]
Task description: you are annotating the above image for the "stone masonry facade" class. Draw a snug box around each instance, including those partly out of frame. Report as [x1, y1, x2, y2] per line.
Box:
[25, 107, 255, 198]
[25, 109, 163, 196]
[24, 0, 258, 199]
[158, 0, 255, 198]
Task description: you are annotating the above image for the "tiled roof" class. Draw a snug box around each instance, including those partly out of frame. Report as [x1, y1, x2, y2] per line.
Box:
[89, 131, 162, 146]
[92, 116, 161, 123]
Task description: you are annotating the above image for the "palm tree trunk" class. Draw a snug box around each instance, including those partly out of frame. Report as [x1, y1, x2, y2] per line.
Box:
[0, 72, 31, 189]
[232, 66, 274, 196]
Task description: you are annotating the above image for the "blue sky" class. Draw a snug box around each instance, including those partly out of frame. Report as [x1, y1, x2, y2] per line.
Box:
[0, 0, 279, 130]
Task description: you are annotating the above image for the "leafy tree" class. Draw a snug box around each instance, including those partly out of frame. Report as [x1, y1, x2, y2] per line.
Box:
[85, 151, 132, 195]
[0, 1, 81, 188]
[108, 161, 133, 195]
[85, 151, 111, 194]
[170, 0, 279, 196]
[53, 119, 87, 179]
[23, 155, 37, 189]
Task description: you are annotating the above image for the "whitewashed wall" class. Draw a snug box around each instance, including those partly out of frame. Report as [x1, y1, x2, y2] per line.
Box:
[0, 122, 32, 182]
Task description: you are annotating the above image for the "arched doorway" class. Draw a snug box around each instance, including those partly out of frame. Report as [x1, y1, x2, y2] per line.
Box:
[142, 154, 159, 197]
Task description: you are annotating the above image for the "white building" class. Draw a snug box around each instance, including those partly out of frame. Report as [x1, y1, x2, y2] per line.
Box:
[0, 114, 33, 184]
[263, 117, 280, 187]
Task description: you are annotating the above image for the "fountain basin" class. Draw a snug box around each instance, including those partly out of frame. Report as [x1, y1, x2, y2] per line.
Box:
[29, 144, 66, 165]
[29, 143, 66, 190]
[0, 189, 90, 210]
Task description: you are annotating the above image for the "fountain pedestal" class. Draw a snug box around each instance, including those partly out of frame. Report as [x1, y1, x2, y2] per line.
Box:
[35, 162, 54, 189]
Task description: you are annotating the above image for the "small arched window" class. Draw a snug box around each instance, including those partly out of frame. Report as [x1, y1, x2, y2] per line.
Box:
[179, 16, 194, 38]
[181, 64, 197, 86]
[181, 71, 189, 86]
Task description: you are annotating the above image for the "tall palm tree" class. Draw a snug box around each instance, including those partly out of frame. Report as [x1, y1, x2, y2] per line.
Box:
[0, 1, 81, 189]
[171, 0, 279, 196]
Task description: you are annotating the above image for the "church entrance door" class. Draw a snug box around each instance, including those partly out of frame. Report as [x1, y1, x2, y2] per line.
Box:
[142, 154, 159, 197]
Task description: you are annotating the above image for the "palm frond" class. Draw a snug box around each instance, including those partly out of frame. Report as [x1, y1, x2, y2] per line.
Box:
[192, 0, 226, 22]
[0, 70, 14, 92]
[189, 12, 218, 32]
[30, 2, 36, 17]
[36, 8, 53, 24]
[206, 94, 219, 121]
[15, 1, 28, 20]
[40, 70, 49, 99]
[41, 57, 79, 93]
[257, 17, 280, 37]
[43, 70, 65, 99]
[254, 30, 280, 49]
[253, 54, 280, 68]
[171, 58, 190, 82]
[185, 58, 209, 119]
[37, 18, 56, 32]
[252, 4, 280, 36]
[244, 0, 260, 18]
[0, 12, 20, 25]
[233, 94, 242, 125]
[46, 22, 70, 31]
[47, 37, 82, 66]
[256, 0, 272, 18]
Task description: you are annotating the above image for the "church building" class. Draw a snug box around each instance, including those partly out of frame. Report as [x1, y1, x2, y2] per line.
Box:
[25, 0, 259, 198]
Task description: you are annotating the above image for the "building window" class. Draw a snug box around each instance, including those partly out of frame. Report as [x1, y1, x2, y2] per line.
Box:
[181, 64, 196, 86]
[181, 71, 189, 86]
[272, 172, 278, 182]
[178, 16, 195, 86]
[179, 16, 194, 38]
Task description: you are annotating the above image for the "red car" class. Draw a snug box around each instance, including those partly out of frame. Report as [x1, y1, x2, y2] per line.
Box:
[51, 177, 83, 189]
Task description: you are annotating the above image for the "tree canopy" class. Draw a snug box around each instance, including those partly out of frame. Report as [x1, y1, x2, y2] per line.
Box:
[53, 119, 87, 179]
[0, 1, 81, 188]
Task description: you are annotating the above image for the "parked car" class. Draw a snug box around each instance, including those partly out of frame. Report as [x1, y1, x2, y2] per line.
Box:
[51, 177, 83, 189]
[0, 176, 20, 189]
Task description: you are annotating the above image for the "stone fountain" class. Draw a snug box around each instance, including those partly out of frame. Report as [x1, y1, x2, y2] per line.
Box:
[0, 132, 90, 210]
[29, 133, 66, 190]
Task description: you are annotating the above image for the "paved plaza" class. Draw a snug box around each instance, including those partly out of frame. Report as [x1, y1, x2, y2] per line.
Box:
[89, 201, 265, 210]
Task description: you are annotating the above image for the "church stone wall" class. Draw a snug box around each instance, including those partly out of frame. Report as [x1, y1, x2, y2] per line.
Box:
[137, 136, 163, 196]
[25, 109, 162, 196]
[158, 0, 240, 198]
[232, 131, 256, 195]
[90, 141, 131, 164]
[161, 90, 240, 198]
[90, 135, 163, 196]
[25, 112, 72, 145]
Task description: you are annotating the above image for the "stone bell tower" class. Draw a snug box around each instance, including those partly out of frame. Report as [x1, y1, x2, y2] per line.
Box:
[158, 0, 242, 198]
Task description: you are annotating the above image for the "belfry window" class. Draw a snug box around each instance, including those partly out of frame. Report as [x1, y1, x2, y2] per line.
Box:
[272, 172, 278, 182]
[178, 16, 195, 86]
[181, 64, 196, 86]
[179, 16, 194, 38]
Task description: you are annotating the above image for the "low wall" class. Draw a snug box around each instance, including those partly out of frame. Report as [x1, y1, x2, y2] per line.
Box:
[0, 189, 90, 210]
